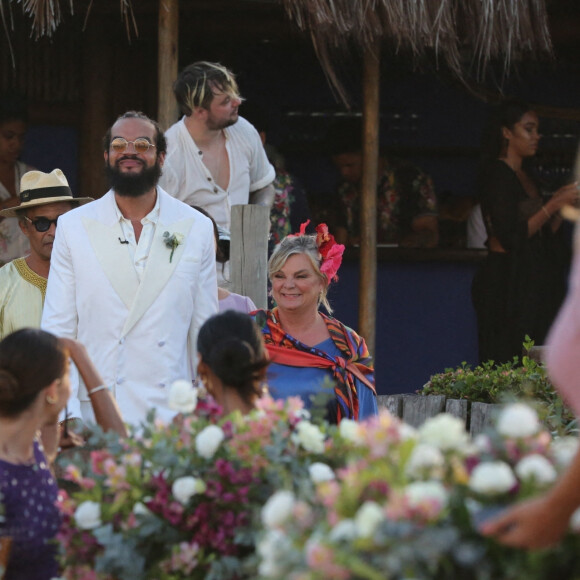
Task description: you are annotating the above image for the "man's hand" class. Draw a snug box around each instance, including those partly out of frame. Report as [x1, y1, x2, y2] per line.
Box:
[480, 495, 573, 549]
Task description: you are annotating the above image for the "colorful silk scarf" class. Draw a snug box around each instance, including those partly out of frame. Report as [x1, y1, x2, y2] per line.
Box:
[253, 308, 376, 421]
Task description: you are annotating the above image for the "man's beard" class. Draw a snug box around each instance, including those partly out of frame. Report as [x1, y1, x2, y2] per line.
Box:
[105, 158, 162, 198]
[206, 113, 238, 131]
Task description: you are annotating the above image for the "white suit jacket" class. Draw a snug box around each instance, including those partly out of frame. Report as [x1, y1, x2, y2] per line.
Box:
[41, 188, 218, 425]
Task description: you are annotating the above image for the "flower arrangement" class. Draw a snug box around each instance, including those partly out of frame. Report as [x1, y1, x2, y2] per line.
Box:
[57, 383, 580, 580]
[57, 388, 329, 580]
[255, 404, 580, 580]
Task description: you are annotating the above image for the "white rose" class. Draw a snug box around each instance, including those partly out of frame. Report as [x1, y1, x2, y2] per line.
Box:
[496, 403, 540, 438]
[404, 480, 448, 509]
[132, 502, 149, 516]
[257, 530, 291, 577]
[405, 444, 445, 478]
[469, 461, 517, 495]
[418, 414, 469, 451]
[473, 434, 492, 453]
[308, 462, 335, 483]
[195, 425, 225, 459]
[354, 501, 385, 538]
[552, 437, 579, 469]
[74, 500, 102, 530]
[293, 421, 325, 454]
[398, 422, 418, 441]
[570, 507, 580, 532]
[168, 379, 198, 413]
[329, 518, 357, 542]
[172, 476, 206, 504]
[262, 490, 296, 529]
[339, 419, 364, 444]
[515, 454, 557, 485]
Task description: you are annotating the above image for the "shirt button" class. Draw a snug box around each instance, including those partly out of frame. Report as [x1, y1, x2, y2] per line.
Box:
[119, 338, 125, 345]
[213, 187, 218, 193]
[207, 177, 212, 181]
[198, 150, 202, 156]
[117, 377, 124, 384]
[158, 340, 165, 347]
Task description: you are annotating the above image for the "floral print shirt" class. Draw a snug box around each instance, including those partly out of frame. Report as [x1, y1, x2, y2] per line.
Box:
[337, 158, 437, 244]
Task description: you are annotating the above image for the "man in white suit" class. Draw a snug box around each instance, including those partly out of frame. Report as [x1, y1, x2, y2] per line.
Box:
[42, 111, 218, 425]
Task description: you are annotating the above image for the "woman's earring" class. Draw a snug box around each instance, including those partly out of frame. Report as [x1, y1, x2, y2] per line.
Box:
[46, 394, 57, 405]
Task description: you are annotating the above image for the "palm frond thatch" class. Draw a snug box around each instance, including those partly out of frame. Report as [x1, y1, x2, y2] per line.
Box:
[282, 0, 553, 104]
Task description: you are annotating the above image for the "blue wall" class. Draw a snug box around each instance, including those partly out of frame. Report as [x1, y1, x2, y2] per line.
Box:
[328, 258, 480, 396]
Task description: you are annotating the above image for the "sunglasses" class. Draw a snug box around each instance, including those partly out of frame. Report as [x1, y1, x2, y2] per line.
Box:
[110, 137, 156, 154]
[24, 215, 59, 232]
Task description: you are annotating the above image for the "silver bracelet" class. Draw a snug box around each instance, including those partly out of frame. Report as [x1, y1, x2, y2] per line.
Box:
[88, 384, 110, 396]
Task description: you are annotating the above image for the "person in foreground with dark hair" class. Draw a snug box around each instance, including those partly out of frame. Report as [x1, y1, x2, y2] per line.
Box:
[471, 98, 579, 363]
[252, 223, 377, 423]
[0, 328, 126, 580]
[196, 310, 269, 415]
[41, 111, 218, 426]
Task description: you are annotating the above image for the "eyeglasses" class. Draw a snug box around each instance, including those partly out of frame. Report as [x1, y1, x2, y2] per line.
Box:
[110, 137, 156, 154]
[24, 215, 59, 232]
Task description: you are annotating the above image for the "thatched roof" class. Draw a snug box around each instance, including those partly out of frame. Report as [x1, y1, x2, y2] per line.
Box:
[2, 0, 556, 104]
[281, 0, 554, 103]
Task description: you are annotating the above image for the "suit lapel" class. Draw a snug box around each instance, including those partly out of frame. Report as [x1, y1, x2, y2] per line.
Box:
[121, 217, 195, 336]
[82, 215, 139, 310]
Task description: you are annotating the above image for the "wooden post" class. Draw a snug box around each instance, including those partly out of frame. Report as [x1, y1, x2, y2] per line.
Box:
[158, 0, 179, 129]
[79, 18, 111, 199]
[230, 205, 270, 309]
[359, 42, 380, 356]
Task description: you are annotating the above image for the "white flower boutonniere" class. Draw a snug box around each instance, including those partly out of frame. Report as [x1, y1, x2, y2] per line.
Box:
[163, 231, 184, 263]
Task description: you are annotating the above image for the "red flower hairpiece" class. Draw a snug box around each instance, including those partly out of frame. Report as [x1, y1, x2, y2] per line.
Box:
[289, 220, 345, 282]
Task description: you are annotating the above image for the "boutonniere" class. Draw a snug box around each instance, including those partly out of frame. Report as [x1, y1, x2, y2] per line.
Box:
[163, 231, 184, 263]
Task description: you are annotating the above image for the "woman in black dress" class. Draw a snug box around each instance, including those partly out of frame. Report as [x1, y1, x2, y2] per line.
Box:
[472, 99, 580, 363]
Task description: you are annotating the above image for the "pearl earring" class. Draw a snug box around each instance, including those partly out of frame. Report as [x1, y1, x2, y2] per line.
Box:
[46, 394, 58, 405]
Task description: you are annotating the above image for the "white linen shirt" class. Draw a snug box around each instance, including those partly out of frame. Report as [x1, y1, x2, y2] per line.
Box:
[115, 191, 160, 281]
[159, 116, 275, 232]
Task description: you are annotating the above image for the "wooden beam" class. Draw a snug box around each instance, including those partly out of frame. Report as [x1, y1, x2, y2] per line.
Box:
[358, 44, 380, 356]
[230, 205, 270, 310]
[79, 17, 111, 199]
[158, 0, 179, 129]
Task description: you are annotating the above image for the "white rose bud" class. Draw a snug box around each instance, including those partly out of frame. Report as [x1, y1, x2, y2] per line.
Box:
[293, 421, 325, 454]
[570, 507, 580, 532]
[329, 518, 357, 542]
[405, 444, 445, 478]
[172, 476, 206, 505]
[168, 379, 198, 414]
[308, 462, 335, 483]
[339, 419, 364, 444]
[515, 454, 557, 486]
[469, 461, 517, 495]
[418, 414, 469, 451]
[354, 501, 385, 538]
[195, 424, 225, 459]
[74, 500, 102, 530]
[404, 480, 448, 509]
[261, 490, 296, 529]
[496, 403, 540, 438]
[257, 530, 291, 577]
[552, 437, 579, 469]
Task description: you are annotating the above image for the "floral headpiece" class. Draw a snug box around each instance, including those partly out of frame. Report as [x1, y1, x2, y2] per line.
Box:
[290, 220, 345, 282]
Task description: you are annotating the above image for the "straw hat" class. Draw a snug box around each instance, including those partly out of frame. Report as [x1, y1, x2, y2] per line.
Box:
[0, 169, 93, 218]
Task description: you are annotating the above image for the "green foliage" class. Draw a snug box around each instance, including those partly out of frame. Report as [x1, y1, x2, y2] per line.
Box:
[420, 338, 576, 434]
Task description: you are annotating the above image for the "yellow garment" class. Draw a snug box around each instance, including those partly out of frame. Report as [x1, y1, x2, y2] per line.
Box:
[0, 258, 46, 339]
